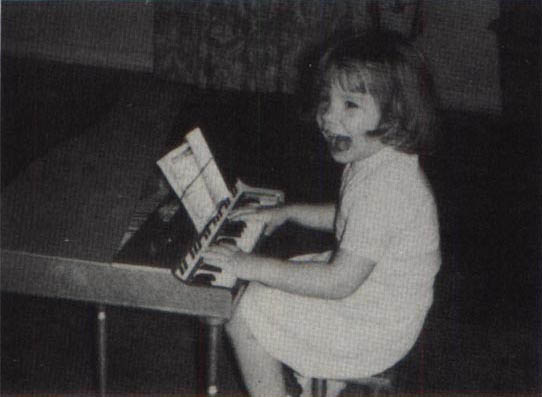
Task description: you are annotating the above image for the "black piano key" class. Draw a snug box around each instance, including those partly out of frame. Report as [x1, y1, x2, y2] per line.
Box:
[213, 237, 238, 247]
[235, 196, 260, 208]
[191, 273, 216, 286]
[217, 220, 246, 237]
[199, 263, 222, 273]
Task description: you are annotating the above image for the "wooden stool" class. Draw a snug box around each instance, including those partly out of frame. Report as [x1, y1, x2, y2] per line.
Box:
[312, 371, 396, 397]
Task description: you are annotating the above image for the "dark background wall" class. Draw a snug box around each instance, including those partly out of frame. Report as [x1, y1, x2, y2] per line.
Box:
[2, 1, 154, 72]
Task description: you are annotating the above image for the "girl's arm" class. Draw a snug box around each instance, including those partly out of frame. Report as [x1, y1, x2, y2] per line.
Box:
[230, 203, 335, 234]
[282, 203, 336, 231]
[202, 245, 375, 300]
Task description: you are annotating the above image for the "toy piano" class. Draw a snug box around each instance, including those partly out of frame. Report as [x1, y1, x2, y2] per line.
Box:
[113, 127, 284, 290]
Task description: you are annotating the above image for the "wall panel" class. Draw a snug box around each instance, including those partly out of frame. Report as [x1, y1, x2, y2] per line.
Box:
[2, 1, 154, 72]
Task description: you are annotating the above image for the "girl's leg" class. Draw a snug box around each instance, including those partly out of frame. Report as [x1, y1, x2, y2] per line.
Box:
[294, 374, 346, 397]
[326, 380, 347, 397]
[226, 307, 286, 397]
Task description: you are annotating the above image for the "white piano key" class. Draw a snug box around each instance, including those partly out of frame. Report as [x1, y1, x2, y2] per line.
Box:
[235, 221, 266, 252]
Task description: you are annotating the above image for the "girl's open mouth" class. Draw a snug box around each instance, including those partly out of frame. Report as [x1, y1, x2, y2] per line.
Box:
[324, 133, 352, 153]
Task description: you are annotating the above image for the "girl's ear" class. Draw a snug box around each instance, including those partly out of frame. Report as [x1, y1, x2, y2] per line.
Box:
[379, 91, 403, 130]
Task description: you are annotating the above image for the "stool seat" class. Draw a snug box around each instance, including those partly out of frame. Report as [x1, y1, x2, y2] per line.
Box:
[312, 369, 396, 397]
[346, 373, 394, 389]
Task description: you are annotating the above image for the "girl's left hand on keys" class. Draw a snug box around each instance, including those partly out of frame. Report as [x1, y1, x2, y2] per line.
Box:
[229, 206, 287, 236]
[202, 243, 257, 280]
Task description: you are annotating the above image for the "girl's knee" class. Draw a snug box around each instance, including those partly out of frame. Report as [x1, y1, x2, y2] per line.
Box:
[225, 306, 254, 343]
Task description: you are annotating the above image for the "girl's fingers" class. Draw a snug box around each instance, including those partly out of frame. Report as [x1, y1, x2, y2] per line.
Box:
[201, 244, 241, 273]
[205, 242, 239, 255]
[201, 251, 229, 267]
[218, 242, 239, 253]
[228, 208, 259, 220]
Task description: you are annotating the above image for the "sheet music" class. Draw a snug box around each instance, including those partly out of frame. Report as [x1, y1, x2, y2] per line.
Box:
[185, 128, 232, 204]
[156, 127, 231, 233]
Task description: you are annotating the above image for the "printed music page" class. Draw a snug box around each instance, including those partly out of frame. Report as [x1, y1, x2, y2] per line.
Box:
[184, 127, 232, 204]
[157, 142, 216, 232]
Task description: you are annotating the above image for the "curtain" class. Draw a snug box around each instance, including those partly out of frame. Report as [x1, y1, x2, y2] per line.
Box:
[153, 0, 380, 93]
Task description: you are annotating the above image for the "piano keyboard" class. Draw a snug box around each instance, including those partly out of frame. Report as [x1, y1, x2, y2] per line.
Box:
[215, 219, 266, 253]
[118, 190, 171, 249]
[173, 180, 283, 289]
[189, 219, 266, 287]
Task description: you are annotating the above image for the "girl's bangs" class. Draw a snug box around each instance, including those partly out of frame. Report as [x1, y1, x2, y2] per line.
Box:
[323, 63, 371, 94]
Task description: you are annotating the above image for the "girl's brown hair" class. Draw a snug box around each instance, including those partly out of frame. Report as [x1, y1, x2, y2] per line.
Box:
[317, 29, 440, 154]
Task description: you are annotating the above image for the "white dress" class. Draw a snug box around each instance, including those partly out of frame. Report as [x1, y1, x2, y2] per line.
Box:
[237, 147, 441, 379]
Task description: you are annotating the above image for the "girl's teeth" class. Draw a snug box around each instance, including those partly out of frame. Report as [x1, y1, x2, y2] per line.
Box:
[330, 135, 352, 152]
[335, 135, 352, 151]
[322, 130, 352, 152]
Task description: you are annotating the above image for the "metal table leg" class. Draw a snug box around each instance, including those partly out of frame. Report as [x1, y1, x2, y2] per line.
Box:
[95, 309, 225, 397]
[313, 378, 326, 397]
[97, 305, 107, 397]
[202, 317, 225, 396]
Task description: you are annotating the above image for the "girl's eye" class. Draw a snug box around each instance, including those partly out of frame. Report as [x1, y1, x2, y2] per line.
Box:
[317, 96, 329, 112]
[345, 101, 359, 109]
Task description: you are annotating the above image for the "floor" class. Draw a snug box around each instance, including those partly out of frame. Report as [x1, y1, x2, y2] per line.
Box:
[1, 57, 540, 396]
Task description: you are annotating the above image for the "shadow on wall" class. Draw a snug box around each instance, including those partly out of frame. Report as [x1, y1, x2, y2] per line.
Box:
[0, 57, 124, 187]
[425, 111, 539, 323]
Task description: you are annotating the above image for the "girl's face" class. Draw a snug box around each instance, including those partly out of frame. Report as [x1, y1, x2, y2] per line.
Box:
[316, 79, 384, 164]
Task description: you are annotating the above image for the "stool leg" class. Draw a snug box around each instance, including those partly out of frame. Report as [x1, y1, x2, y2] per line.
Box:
[96, 305, 107, 397]
[313, 378, 326, 397]
[203, 317, 225, 396]
[371, 384, 394, 397]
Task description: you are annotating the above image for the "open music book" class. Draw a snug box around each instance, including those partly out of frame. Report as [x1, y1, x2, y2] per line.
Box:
[157, 128, 232, 233]
[159, 128, 284, 288]
[114, 127, 284, 290]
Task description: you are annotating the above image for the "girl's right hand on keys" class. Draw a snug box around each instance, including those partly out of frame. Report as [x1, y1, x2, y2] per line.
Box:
[229, 206, 289, 236]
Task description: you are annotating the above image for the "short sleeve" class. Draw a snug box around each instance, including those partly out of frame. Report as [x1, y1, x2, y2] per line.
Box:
[339, 173, 419, 261]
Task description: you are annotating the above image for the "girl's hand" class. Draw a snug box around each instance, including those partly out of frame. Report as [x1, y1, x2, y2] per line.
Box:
[201, 243, 260, 280]
[229, 206, 288, 236]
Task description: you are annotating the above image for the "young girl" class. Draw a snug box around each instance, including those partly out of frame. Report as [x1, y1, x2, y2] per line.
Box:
[202, 29, 441, 397]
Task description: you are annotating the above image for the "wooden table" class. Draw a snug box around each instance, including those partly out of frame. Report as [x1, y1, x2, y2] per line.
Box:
[1, 90, 234, 396]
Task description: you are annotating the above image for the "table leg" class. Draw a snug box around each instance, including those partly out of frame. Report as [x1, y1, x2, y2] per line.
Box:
[97, 305, 107, 397]
[202, 317, 225, 396]
[313, 378, 326, 397]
